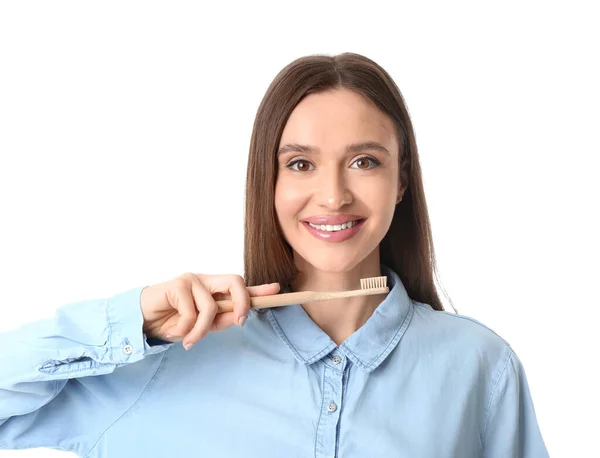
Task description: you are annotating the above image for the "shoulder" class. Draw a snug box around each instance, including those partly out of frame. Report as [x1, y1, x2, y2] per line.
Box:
[408, 299, 514, 370]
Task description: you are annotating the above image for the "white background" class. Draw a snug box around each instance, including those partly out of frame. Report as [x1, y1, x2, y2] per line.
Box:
[0, 1, 598, 456]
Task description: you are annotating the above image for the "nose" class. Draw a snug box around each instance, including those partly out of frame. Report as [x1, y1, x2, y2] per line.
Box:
[316, 165, 353, 210]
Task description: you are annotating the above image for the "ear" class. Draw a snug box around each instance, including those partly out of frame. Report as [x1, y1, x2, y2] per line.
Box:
[396, 185, 406, 204]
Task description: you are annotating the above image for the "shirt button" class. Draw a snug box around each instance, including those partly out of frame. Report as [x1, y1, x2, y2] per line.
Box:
[327, 402, 338, 413]
[332, 355, 342, 364]
[123, 344, 133, 355]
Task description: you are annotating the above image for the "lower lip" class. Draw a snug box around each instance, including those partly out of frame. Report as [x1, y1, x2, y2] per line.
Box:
[302, 219, 366, 243]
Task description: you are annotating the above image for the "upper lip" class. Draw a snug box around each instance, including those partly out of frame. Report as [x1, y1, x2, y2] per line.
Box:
[301, 214, 365, 225]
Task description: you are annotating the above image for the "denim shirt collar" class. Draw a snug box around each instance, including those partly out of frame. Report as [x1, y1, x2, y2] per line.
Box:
[265, 264, 414, 373]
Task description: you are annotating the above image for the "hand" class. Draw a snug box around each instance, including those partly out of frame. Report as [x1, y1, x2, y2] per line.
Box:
[140, 272, 280, 350]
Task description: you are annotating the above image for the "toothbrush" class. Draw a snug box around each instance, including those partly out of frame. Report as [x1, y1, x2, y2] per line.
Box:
[215, 276, 389, 313]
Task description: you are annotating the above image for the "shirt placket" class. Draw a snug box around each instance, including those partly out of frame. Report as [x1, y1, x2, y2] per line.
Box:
[315, 351, 347, 458]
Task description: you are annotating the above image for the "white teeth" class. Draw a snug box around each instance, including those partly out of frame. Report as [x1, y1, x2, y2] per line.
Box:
[307, 220, 359, 232]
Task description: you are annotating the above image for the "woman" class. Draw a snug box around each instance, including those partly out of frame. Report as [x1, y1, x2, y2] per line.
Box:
[0, 53, 548, 457]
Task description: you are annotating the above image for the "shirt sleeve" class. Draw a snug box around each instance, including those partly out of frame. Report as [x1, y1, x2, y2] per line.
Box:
[482, 349, 549, 457]
[0, 286, 174, 455]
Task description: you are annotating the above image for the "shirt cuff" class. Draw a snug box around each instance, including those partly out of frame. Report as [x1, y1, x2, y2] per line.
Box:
[106, 286, 174, 365]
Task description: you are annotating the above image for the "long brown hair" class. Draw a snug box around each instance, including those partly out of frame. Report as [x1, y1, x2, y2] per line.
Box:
[244, 52, 453, 312]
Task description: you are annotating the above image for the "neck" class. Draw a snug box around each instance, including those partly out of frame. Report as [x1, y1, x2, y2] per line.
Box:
[291, 251, 385, 346]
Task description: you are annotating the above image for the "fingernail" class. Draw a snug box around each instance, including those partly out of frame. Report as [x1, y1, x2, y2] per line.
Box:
[184, 342, 193, 351]
[238, 316, 247, 327]
[269, 282, 279, 286]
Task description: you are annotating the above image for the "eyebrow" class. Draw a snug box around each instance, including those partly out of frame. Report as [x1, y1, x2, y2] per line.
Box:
[277, 141, 390, 157]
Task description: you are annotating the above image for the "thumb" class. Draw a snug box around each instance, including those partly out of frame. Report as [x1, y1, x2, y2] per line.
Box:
[247, 282, 281, 297]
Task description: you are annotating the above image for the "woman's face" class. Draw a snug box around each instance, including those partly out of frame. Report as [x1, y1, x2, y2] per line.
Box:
[275, 88, 402, 273]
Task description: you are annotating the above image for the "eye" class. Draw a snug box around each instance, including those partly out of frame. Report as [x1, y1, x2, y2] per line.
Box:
[350, 156, 381, 170]
[285, 159, 314, 172]
[284, 155, 381, 172]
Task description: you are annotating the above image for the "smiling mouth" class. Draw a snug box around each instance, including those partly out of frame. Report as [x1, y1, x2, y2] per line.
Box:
[303, 219, 365, 232]
[301, 218, 367, 243]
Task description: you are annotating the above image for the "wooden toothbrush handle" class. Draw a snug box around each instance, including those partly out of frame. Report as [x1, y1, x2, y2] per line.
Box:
[215, 291, 317, 313]
[215, 288, 389, 313]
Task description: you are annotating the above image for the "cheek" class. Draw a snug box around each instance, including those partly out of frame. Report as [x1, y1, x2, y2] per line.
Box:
[357, 178, 396, 209]
[275, 179, 307, 221]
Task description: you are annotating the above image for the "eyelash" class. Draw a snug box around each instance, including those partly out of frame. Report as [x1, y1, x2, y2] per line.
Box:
[285, 156, 381, 172]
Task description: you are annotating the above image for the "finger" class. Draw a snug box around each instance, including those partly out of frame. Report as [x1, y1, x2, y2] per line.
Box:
[209, 283, 281, 330]
[167, 280, 198, 337]
[201, 274, 252, 327]
[164, 332, 184, 342]
[211, 282, 280, 302]
[246, 282, 281, 297]
[227, 278, 281, 326]
[242, 283, 281, 323]
[184, 276, 219, 348]
[209, 311, 235, 332]
[227, 276, 253, 326]
[193, 274, 279, 298]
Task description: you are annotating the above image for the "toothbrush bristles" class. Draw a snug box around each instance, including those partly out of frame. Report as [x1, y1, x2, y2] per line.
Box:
[360, 276, 387, 289]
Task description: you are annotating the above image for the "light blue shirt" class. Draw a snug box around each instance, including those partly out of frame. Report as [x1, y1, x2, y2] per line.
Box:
[0, 265, 548, 457]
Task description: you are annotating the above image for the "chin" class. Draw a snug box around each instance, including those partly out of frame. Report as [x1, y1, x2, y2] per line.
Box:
[293, 248, 371, 274]
[309, 260, 356, 273]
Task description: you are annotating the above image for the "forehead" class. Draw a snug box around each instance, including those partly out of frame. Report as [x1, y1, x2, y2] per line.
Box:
[280, 88, 397, 150]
